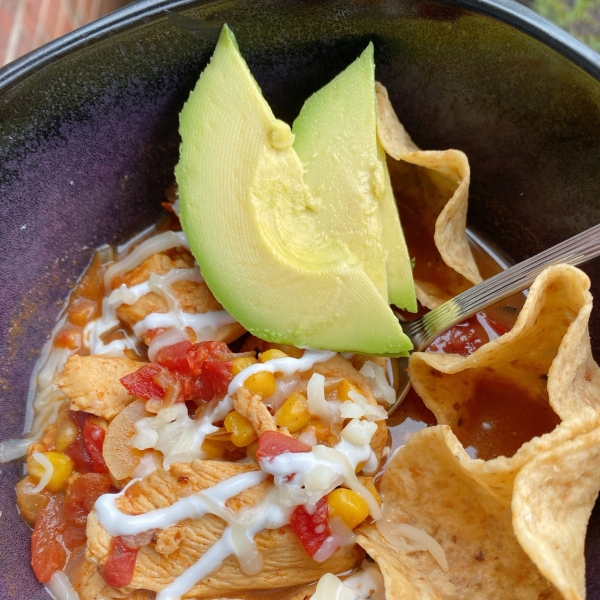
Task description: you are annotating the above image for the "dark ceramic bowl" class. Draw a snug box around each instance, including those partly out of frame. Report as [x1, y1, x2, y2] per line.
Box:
[2, 0, 600, 598]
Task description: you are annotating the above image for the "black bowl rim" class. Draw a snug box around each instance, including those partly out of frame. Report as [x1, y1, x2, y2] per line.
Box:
[0, 0, 599, 94]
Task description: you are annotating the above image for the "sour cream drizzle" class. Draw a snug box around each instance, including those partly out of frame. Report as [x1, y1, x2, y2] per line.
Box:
[84, 230, 237, 358]
[227, 350, 336, 395]
[95, 347, 381, 600]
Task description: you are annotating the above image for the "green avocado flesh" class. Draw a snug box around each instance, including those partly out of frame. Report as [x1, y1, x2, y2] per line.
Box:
[292, 44, 417, 312]
[176, 25, 412, 356]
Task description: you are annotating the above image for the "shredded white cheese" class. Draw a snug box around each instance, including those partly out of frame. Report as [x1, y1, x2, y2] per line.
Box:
[31, 452, 54, 493]
[131, 404, 218, 469]
[359, 360, 395, 406]
[307, 373, 341, 424]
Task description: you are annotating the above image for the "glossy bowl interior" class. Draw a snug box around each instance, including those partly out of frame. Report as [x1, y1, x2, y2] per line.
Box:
[1, 0, 600, 597]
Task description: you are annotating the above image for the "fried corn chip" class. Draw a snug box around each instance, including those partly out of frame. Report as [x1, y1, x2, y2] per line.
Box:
[356, 425, 559, 599]
[513, 426, 600, 600]
[376, 83, 481, 308]
[408, 264, 600, 503]
[86, 460, 361, 597]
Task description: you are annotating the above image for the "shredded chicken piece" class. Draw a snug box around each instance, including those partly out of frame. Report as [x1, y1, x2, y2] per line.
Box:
[57, 355, 144, 420]
[113, 250, 245, 346]
[86, 461, 361, 597]
[234, 387, 278, 435]
[112, 251, 194, 288]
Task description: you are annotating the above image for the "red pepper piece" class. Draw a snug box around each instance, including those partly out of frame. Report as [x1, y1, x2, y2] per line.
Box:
[256, 431, 311, 462]
[102, 536, 139, 588]
[290, 497, 331, 558]
[83, 419, 109, 474]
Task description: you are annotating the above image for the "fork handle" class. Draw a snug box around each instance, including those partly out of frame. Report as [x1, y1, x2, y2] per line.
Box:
[404, 223, 600, 351]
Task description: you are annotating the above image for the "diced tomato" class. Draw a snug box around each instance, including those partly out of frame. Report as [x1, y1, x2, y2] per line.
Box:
[428, 312, 510, 356]
[65, 411, 94, 473]
[256, 431, 311, 462]
[185, 341, 233, 374]
[83, 419, 109, 474]
[290, 497, 331, 558]
[122, 342, 235, 406]
[155, 340, 193, 372]
[194, 359, 233, 400]
[31, 495, 67, 583]
[64, 473, 111, 548]
[65, 473, 111, 519]
[120, 363, 167, 400]
[102, 536, 139, 588]
[30, 472, 111, 583]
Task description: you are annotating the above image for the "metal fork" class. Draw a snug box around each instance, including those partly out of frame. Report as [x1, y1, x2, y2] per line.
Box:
[388, 222, 600, 416]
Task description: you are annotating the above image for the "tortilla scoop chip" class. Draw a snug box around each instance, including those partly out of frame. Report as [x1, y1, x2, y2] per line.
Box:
[513, 426, 600, 600]
[355, 425, 559, 599]
[408, 265, 600, 503]
[376, 82, 481, 308]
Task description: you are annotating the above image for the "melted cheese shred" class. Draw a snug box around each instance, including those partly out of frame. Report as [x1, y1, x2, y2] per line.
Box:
[30, 452, 54, 493]
[96, 379, 381, 599]
[128, 349, 335, 470]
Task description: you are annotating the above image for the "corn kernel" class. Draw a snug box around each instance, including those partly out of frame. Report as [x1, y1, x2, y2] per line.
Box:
[201, 439, 225, 459]
[54, 419, 79, 452]
[224, 411, 258, 447]
[259, 349, 288, 362]
[363, 479, 381, 506]
[275, 392, 311, 433]
[355, 461, 366, 474]
[232, 356, 258, 376]
[243, 371, 276, 398]
[327, 488, 370, 530]
[28, 452, 74, 493]
[338, 379, 362, 401]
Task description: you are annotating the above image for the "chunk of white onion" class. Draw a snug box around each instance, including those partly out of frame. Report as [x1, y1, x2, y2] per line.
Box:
[47, 570, 80, 600]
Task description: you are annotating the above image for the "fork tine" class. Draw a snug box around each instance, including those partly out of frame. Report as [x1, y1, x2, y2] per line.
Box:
[401, 222, 600, 352]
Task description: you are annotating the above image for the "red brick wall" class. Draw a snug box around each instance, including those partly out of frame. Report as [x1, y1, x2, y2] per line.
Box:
[0, 0, 130, 67]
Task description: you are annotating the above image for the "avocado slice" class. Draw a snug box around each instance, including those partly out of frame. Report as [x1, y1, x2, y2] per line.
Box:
[292, 44, 417, 312]
[177, 26, 412, 356]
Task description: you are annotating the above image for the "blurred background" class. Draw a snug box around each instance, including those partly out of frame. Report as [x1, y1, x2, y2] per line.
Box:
[0, 0, 133, 66]
[0, 0, 598, 67]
